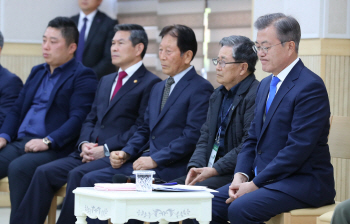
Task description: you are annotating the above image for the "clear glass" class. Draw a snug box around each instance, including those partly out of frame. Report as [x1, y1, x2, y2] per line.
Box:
[132, 170, 155, 192]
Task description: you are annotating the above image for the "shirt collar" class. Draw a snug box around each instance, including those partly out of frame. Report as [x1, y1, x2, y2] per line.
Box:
[220, 82, 241, 96]
[275, 57, 300, 81]
[44, 58, 75, 75]
[117, 60, 143, 80]
[79, 9, 98, 23]
[167, 65, 193, 84]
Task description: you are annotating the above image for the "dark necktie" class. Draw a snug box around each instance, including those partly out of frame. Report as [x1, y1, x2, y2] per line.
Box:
[161, 77, 175, 111]
[76, 17, 87, 62]
[111, 71, 128, 100]
[265, 76, 280, 114]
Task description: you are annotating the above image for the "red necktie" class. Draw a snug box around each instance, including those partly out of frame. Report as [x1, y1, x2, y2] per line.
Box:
[111, 71, 127, 100]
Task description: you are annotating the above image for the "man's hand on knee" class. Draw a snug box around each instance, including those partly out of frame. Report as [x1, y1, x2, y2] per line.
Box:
[24, 139, 49, 153]
[0, 137, 7, 149]
[110, 151, 130, 169]
[226, 173, 249, 204]
[185, 167, 218, 185]
[133, 156, 157, 170]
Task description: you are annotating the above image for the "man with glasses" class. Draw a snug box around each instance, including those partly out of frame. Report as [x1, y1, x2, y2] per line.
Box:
[210, 13, 335, 224]
[171, 35, 258, 190]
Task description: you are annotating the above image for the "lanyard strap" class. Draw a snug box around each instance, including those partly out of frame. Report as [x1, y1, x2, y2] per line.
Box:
[215, 102, 234, 144]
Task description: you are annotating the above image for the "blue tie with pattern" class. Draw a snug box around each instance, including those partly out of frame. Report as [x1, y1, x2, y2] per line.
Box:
[76, 17, 87, 62]
[265, 76, 280, 114]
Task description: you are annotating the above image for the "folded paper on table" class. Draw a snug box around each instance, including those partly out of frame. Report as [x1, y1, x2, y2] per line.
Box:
[94, 183, 137, 191]
[152, 184, 217, 192]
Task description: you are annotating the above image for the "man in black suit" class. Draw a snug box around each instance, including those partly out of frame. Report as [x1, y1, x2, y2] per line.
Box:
[71, 0, 118, 79]
[0, 31, 23, 128]
[12, 24, 161, 224]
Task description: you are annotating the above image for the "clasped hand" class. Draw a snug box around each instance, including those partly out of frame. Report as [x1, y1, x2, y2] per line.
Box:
[226, 173, 258, 204]
[80, 143, 105, 163]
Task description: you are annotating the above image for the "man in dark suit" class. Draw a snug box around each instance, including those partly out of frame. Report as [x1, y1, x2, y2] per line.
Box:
[210, 13, 335, 224]
[12, 24, 161, 224]
[0, 17, 98, 223]
[172, 35, 259, 190]
[0, 31, 23, 128]
[79, 24, 213, 219]
[71, 0, 118, 79]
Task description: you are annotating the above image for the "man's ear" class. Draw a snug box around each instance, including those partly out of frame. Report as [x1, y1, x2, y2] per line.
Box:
[135, 43, 145, 57]
[183, 50, 193, 65]
[69, 43, 77, 55]
[239, 63, 249, 76]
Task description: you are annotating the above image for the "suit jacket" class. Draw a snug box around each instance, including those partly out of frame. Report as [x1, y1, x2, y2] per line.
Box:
[123, 67, 214, 181]
[0, 65, 23, 128]
[71, 10, 118, 79]
[235, 60, 335, 207]
[188, 74, 259, 175]
[77, 64, 161, 151]
[0, 59, 98, 158]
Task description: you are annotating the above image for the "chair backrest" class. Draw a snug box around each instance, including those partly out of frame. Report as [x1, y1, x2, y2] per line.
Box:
[328, 116, 350, 201]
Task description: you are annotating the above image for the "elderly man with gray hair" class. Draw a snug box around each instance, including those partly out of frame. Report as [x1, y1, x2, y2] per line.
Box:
[0, 31, 23, 128]
[171, 35, 259, 190]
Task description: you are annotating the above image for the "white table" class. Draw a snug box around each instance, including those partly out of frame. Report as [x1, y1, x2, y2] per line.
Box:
[73, 187, 214, 224]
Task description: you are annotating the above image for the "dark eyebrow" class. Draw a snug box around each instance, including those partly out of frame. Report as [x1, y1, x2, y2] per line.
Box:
[255, 41, 268, 45]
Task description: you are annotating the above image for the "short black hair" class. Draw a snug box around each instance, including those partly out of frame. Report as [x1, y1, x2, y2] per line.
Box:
[159, 24, 197, 61]
[114, 24, 148, 59]
[254, 13, 301, 53]
[47, 17, 79, 47]
[219, 35, 258, 73]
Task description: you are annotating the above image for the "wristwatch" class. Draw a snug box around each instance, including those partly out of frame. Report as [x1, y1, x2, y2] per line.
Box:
[43, 137, 52, 148]
[103, 144, 110, 157]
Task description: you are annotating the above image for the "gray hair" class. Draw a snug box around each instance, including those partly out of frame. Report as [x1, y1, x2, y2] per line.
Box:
[219, 35, 258, 73]
[0, 31, 4, 49]
[254, 13, 301, 53]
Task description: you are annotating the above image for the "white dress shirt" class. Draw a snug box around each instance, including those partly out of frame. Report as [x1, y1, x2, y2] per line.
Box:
[166, 65, 193, 96]
[78, 10, 98, 41]
[109, 61, 143, 100]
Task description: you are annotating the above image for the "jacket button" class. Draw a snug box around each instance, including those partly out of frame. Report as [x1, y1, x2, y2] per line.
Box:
[258, 151, 262, 154]
[101, 125, 105, 129]
[152, 136, 155, 140]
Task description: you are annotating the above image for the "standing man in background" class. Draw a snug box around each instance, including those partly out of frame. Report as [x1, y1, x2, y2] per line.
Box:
[0, 31, 23, 128]
[72, 0, 118, 79]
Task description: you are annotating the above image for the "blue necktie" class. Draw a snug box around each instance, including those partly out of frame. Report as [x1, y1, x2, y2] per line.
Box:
[265, 76, 280, 114]
[76, 17, 87, 62]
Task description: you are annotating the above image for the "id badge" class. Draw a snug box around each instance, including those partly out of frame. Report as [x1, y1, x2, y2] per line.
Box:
[207, 142, 219, 168]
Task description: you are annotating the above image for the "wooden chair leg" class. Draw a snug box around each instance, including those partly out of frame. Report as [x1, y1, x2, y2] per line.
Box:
[48, 195, 57, 224]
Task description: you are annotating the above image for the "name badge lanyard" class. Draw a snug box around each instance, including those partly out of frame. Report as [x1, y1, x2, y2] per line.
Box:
[207, 102, 234, 167]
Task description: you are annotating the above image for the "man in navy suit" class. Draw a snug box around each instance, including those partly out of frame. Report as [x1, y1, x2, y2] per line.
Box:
[79, 24, 213, 223]
[210, 13, 335, 224]
[0, 31, 23, 128]
[71, 0, 118, 79]
[12, 24, 161, 224]
[0, 17, 98, 223]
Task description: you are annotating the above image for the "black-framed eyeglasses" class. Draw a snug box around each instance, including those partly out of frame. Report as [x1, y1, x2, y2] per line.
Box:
[212, 58, 244, 68]
[255, 42, 286, 54]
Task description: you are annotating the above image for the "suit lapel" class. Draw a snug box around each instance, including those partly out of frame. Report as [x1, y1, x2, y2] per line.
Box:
[47, 60, 77, 109]
[259, 61, 304, 139]
[100, 72, 117, 114]
[84, 11, 102, 50]
[23, 68, 47, 113]
[152, 68, 195, 129]
[106, 65, 146, 114]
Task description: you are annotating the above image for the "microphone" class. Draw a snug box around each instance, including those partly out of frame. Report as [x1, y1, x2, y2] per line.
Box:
[112, 174, 167, 184]
[112, 174, 136, 183]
